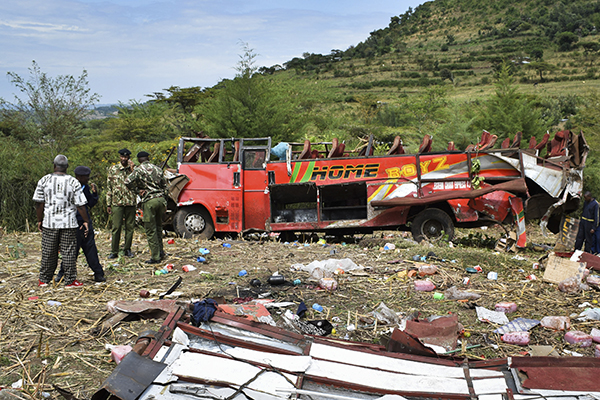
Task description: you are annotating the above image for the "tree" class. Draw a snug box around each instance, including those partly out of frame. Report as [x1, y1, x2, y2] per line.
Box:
[199, 43, 298, 142]
[530, 48, 544, 61]
[0, 61, 100, 153]
[108, 101, 181, 142]
[580, 42, 600, 66]
[475, 63, 546, 141]
[556, 32, 579, 51]
[527, 61, 558, 81]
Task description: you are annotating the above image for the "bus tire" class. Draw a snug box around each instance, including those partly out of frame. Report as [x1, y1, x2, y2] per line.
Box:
[411, 208, 454, 243]
[173, 206, 215, 239]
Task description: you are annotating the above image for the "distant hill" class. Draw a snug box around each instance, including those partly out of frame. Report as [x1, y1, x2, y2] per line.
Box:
[266, 0, 600, 89]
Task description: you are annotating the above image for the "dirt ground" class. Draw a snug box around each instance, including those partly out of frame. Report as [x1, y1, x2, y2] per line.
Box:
[1, 223, 599, 399]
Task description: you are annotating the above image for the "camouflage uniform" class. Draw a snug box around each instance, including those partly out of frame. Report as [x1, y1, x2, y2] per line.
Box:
[106, 163, 137, 255]
[125, 161, 167, 262]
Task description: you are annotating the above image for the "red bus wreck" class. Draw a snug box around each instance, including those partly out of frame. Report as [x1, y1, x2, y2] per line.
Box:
[164, 130, 588, 246]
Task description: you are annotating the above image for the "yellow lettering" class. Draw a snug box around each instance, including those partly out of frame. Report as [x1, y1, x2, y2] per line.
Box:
[385, 167, 401, 179]
[401, 164, 417, 177]
[420, 160, 431, 174]
[432, 156, 449, 171]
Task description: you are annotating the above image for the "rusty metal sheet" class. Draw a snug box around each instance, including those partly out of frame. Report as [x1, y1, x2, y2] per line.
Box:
[112, 300, 179, 315]
[91, 351, 166, 400]
[403, 314, 461, 352]
[511, 356, 600, 392]
[386, 328, 438, 357]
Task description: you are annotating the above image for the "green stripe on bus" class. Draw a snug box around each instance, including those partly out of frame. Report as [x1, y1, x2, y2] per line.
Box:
[299, 161, 315, 182]
[290, 162, 301, 183]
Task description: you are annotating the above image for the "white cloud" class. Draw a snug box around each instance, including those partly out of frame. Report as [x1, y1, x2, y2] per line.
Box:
[0, 0, 423, 103]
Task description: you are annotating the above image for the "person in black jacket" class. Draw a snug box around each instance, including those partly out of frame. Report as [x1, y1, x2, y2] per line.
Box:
[56, 166, 106, 283]
[575, 191, 599, 253]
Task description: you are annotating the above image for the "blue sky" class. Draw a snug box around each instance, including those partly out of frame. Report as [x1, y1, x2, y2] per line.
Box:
[0, 0, 424, 104]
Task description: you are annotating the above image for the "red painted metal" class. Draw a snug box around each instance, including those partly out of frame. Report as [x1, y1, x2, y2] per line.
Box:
[173, 134, 586, 245]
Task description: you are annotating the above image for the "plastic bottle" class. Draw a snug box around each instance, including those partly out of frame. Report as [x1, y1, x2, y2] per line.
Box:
[197, 256, 206, 263]
[501, 331, 530, 345]
[222, 243, 232, 248]
[564, 330, 593, 347]
[540, 316, 571, 331]
[267, 275, 285, 285]
[592, 328, 600, 343]
[319, 277, 338, 291]
[495, 302, 518, 313]
[293, 279, 302, 286]
[199, 248, 210, 255]
[182, 265, 197, 272]
[418, 265, 438, 276]
[487, 271, 498, 280]
[47, 300, 61, 307]
[164, 264, 174, 271]
[414, 280, 436, 291]
[444, 286, 481, 300]
[433, 292, 444, 300]
[312, 303, 324, 312]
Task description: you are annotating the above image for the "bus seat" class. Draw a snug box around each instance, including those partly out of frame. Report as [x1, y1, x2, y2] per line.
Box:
[328, 138, 346, 158]
[207, 142, 220, 162]
[298, 140, 311, 160]
[418, 134, 433, 153]
[387, 136, 405, 155]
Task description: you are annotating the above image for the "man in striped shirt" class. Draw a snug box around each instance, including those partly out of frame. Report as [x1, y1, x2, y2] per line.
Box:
[33, 155, 90, 288]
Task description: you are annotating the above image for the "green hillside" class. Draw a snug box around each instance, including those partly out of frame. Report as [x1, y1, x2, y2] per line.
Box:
[1, 0, 600, 232]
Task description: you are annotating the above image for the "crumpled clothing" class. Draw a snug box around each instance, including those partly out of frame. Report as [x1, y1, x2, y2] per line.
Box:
[192, 298, 218, 326]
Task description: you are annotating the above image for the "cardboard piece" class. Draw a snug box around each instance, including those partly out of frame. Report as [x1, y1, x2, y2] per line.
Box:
[542, 253, 587, 284]
[529, 345, 559, 357]
[554, 216, 580, 252]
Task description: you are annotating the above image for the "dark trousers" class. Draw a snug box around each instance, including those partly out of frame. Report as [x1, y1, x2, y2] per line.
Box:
[59, 221, 104, 281]
[111, 205, 135, 254]
[40, 228, 78, 285]
[143, 197, 166, 261]
[575, 220, 596, 253]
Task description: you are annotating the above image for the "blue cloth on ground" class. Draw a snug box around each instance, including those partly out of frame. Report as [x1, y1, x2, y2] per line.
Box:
[192, 298, 218, 326]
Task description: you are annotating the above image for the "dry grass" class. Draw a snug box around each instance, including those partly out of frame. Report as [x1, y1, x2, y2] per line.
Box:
[1, 223, 599, 399]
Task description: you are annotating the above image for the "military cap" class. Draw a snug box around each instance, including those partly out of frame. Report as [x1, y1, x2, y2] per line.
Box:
[118, 148, 132, 156]
[53, 154, 68, 166]
[137, 151, 150, 158]
[74, 166, 91, 176]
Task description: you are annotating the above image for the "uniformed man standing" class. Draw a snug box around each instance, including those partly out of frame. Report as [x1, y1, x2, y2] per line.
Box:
[125, 151, 167, 264]
[575, 191, 599, 253]
[106, 148, 137, 259]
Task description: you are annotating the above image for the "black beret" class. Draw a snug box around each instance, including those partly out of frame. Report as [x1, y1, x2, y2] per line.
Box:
[74, 166, 91, 176]
[137, 151, 150, 158]
[118, 148, 131, 156]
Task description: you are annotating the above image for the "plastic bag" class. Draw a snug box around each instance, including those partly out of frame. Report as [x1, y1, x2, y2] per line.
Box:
[558, 276, 582, 294]
[444, 286, 481, 300]
[291, 258, 362, 275]
[369, 302, 399, 325]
